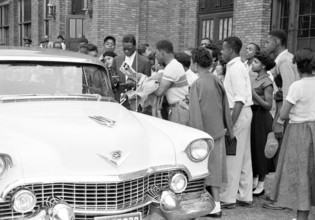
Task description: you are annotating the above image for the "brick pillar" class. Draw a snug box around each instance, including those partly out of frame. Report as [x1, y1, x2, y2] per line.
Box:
[233, 0, 272, 56]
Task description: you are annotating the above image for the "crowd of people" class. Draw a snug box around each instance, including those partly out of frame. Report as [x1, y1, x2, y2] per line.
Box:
[24, 30, 314, 220]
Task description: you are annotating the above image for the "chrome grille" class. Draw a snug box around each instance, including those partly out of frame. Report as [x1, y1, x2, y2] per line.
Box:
[0, 170, 205, 219]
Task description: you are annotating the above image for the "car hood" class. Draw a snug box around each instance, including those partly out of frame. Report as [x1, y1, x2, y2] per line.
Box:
[0, 100, 177, 181]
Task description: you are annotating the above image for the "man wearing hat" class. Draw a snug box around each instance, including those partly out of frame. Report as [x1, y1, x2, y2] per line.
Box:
[23, 36, 32, 47]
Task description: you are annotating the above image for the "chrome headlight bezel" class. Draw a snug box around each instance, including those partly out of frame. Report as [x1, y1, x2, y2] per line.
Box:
[185, 139, 214, 163]
[170, 173, 188, 193]
[12, 189, 36, 213]
[0, 154, 13, 179]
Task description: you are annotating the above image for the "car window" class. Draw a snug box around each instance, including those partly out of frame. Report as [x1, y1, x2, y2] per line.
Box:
[0, 62, 113, 97]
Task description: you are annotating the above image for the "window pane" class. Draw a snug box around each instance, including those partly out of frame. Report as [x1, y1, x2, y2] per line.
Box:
[228, 17, 233, 36]
[224, 18, 228, 38]
[299, 16, 310, 29]
[76, 19, 82, 38]
[24, 0, 31, 22]
[298, 29, 309, 38]
[202, 20, 206, 38]
[219, 19, 223, 40]
[69, 19, 75, 38]
[299, 0, 311, 15]
[206, 20, 210, 38]
[210, 19, 214, 40]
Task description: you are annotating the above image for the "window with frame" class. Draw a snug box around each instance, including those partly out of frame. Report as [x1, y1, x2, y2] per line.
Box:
[19, 0, 32, 46]
[0, 4, 9, 45]
[71, 0, 85, 15]
[297, 0, 315, 48]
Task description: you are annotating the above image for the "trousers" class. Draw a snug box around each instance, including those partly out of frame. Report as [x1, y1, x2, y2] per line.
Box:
[220, 107, 253, 203]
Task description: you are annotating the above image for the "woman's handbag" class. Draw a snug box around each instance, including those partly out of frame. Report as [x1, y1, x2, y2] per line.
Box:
[225, 135, 237, 156]
[264, 132, 279, 158]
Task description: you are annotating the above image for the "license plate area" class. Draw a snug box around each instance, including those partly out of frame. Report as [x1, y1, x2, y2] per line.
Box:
[94, 212, 142, 220]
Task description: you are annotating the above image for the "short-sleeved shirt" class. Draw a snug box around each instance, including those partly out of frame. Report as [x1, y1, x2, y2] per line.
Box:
[252, 74, 273, 105]
[286, 77, 315, 123]
[224, 57, 253, 108]
[162, 59, 189, 104]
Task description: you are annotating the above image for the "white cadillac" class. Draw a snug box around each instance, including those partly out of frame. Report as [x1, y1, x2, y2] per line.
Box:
[0, 47, 215, 220]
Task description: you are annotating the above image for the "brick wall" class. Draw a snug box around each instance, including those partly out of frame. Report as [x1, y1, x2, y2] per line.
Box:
[233, 0, 272, 56]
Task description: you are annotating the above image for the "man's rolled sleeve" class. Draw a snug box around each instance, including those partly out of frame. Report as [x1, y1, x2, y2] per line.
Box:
[279, 60, 297, 99]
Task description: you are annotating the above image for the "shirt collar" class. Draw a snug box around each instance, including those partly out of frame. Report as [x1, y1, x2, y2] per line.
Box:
[227, 56, 241, 66]
[275, 49, 288, 64]
[125, 51, 136, 60]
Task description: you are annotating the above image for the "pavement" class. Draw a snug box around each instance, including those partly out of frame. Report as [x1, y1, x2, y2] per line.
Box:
[196, 173, 315, 220]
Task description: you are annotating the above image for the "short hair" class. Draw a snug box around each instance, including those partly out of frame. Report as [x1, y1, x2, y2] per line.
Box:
[205, 43, 220, 61]
[87, 44, 98, 53]
[104, 35, 116, 45]
[156, 40, 173, 54]
[122, 34, 136, 45]
[293, 48, 315, 74]
[175, 52, 191, 68]
[147, 51, 156, 62]
[248, 42, 261, 52]
[78, 44, 88, 54]
[57, 35, 64, 40]
[103, 50, 117, 58]
[201, 37, 213, 44]
[78, 36, 88, 44]
[269, 29, 287, 47]
[254, 51, 276, 71]
[223, 36, 243, 54]
[137, 44, 147, 55]
[191, 47, 213, 68]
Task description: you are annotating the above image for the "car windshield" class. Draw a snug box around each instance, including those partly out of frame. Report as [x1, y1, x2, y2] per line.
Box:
[0, 62, 113, 97]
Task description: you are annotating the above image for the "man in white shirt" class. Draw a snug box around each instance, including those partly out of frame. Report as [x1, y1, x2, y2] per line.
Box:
[219, 36, 254, 208]
[155, 40, 189, 125]
[174, 52, 198, 87]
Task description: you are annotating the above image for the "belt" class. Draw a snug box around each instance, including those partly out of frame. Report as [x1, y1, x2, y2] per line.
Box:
[251, 105, 265, 111]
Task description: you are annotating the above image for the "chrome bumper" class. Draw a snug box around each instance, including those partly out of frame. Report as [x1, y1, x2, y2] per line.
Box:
[150, 191, 215, 220]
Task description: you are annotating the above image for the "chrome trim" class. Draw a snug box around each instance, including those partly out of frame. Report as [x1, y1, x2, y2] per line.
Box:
[185, 138, 212, 163]
[89, 116, 116, 128]
[0, 165, 208, 201]
[0, 154, 13, 179]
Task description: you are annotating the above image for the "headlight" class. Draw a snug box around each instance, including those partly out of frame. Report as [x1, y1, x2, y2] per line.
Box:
[12, 190, 36, 213]
[186, 139, 212, 162]
[170, 173, 187, 193]
[0, 156, 6, 177]
[0, 154, 13, 178]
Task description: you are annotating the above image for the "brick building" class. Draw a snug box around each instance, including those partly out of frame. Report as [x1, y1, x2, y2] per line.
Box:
[0, 0, 313, 54]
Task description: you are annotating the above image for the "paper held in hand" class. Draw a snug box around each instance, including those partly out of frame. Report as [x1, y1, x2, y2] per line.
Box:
[119, 61, 137, 82]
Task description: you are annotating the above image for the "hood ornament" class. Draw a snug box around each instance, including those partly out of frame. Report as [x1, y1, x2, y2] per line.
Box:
[89, 116, 116, 128]
[98, 150, 129, 167]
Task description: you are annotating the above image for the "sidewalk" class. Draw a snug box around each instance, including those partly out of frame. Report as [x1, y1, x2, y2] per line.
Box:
[197, 173, 315, 220]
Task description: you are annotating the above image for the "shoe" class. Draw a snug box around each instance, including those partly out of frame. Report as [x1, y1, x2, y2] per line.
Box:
[236, 200, 253, 207]
[262, 202, 284, 210]
[253, 189, 265, 197]
[203, 211, 222, 218]
[220, 202, 236, 209]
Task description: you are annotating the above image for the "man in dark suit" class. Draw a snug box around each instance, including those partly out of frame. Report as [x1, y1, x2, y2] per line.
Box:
[111, 34, 151, 104]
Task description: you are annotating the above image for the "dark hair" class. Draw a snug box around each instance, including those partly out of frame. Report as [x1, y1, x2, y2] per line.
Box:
[57, 35, 64, 40]
[147, 51, 156, 62]
[269, 29, 287, 47]
[78, 36, 88, 44]
[223, 36, 242, 54]
[103, 51, 117, 58]
[293, 48, 315, 74]
[248, 42, 260, 52]
[122, 34, 136, 46]
[191, 47, 213, 68]
[201, 37, 213, 44]
[175, 52, 191, 68]
[103, 35, 116, 45]
[205, 43, 220, 61]
[156, 40, 173, 54]
[78, 44, 88, 54]
[87, 44, 98, 53]
[254, 51, 276, 71]
[137, 44, 147, 55]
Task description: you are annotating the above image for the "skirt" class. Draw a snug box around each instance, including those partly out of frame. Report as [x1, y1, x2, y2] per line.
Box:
[270, 121, 315, 211]
[206, 136, 227, 187]
[251, 108, 275, 176]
